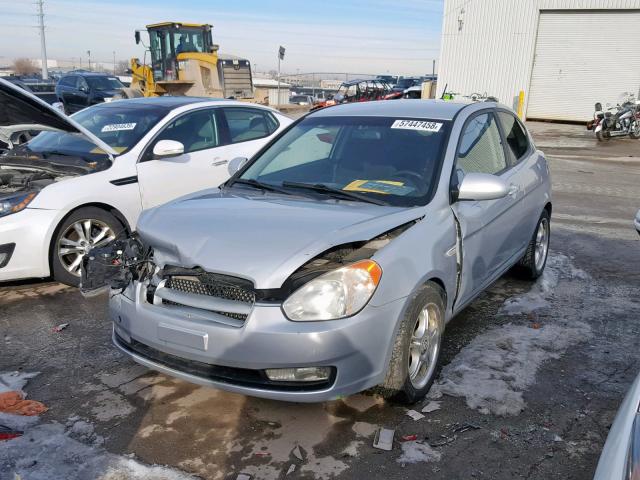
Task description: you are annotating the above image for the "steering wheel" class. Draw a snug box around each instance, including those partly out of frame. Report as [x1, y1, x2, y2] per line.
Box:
[392, 170, 424, 188]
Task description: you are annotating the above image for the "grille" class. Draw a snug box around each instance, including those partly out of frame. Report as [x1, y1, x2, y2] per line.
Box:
[163, 275, 255, 321]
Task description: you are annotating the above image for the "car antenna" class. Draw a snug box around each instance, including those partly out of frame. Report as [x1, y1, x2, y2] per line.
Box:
[440, 83, 448, 100]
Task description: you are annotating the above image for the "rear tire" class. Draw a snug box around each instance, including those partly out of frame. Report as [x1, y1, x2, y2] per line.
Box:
[376, 283, 445, 404]
[629, 120, 640, 139]
[595, 130, 609, 142]
[515, 210, 550, 280]
[51, 207, 125, 287]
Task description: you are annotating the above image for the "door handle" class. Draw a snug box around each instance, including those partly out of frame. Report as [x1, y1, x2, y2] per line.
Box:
[212, 159, 229, 167]
[508, 185, 519, 197]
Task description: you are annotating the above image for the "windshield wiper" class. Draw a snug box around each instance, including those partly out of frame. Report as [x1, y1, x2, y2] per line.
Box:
[281, 181, 387, 206]
[230, 178, 293, 196]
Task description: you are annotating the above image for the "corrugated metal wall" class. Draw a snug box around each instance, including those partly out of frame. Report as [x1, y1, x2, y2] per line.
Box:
[437, 0, 640, 118]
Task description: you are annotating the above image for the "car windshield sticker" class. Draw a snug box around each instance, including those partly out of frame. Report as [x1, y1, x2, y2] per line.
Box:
[391, 120, 443, 132]
[90, 146, 126, 154]
[344, 180, 415, 196]
[101, 123, 137, 133]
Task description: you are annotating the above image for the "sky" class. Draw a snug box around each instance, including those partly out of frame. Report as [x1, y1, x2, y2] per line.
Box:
[0, 0, 444, 76]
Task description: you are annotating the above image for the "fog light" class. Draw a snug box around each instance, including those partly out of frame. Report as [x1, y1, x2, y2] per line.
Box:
[265, 367, 332, 382]
[0, 243, 15, 268]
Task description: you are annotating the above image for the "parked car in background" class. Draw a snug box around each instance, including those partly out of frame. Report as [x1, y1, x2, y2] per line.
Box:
[105, 99, 552, 404]
[289, 95, 315, 106]
[593, 370, 640, 480]
[0, 78, 291, 285]
[55, 72, 126, 114]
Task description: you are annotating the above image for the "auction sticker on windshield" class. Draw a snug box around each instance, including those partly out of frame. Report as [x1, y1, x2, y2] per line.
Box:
[391, 120, 442, 132]
[101, 123, 137, 133]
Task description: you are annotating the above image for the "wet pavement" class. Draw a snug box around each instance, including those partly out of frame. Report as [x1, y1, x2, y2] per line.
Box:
[0, 122, 639, 480]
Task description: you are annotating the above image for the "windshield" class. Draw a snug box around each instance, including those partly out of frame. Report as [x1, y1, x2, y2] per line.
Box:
[86, 76, 124, 91]
[236, 116, 450, 207]
[26, 104, 168, 159]
[396, 78, 419, 89]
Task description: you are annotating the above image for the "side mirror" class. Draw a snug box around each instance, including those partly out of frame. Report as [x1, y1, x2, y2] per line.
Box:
[79, 86, 89, 93]
[456, 172, 509, 201]
[153, 140, 184, 159]
[228, 156, 248, 175]
[52, 102, 65, 114]
[135, 30, 141, 45]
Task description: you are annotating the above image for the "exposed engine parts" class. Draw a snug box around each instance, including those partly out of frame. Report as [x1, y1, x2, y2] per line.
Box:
[0, 168, 62, 194]
[80, 235, 153, 297]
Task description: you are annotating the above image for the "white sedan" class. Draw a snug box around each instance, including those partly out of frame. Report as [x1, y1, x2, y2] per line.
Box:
[0, 79, 291, 285]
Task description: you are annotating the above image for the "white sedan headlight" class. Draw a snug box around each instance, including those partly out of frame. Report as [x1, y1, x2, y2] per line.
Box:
[283, 260, 382, 321]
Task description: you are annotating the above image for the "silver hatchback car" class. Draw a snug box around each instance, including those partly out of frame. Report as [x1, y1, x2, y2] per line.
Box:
[106, 100, 551, 403]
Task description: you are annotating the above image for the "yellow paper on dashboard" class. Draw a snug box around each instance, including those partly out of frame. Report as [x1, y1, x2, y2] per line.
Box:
[344, 180, 409, 195]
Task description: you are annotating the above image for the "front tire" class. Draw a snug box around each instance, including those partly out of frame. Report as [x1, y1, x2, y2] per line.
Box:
[51, 207, 124, 287]
[516, 210, 550, 280]
[377, 283, 445, 404]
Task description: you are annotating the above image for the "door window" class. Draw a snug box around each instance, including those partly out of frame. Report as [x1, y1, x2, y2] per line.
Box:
[145, 109, 220, 160]
[497, 112, 530, 164]
[456, 113, 507, 175]
[60, 76, 75, 87]
[223, 108, 278, 143]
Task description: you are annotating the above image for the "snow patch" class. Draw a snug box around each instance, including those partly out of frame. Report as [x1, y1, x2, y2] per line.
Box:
[500, 254, 589, 315]
[0, 371, 40, 394]
[430, 321, 591, 416]
[396, 441, 441, 464]
[0, 422, 195, 480]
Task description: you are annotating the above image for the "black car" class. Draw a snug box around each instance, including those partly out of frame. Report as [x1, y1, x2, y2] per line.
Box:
[55, 72, 125, 113]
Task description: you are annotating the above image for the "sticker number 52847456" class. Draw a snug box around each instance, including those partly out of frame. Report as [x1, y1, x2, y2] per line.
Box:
[391, 120, 442, 132]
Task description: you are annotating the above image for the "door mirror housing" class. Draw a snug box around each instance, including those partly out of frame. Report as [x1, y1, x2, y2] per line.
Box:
[456, 172, 509, 201]
[153, 140, 185, 159]
[228, 156, 248, 175]
[79, 85, 89, 93]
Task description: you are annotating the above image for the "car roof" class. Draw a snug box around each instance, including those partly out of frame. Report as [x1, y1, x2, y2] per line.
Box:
[88, 96, 284, 114]
[62, 71, 116, 77]
[309, 99, 478, 121]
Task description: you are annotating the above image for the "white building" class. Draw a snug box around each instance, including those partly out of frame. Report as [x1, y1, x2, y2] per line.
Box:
[252, 78, 291, 106]
[438, 0, 640, 121]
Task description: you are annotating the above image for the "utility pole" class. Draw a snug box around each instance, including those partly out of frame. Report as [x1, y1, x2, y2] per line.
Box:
[432, 59, 436, 77]
[36, 0, 48, 79]
[277, 46, 285, 106]
[113, 51, 116, 75]
[87, 50, 91, 71]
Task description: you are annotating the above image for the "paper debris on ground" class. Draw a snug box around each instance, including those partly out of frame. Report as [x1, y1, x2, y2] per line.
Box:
[286, 464, 296, 475]
[396, 441, 442, 464]
[372, 427, 394, 451]
[291, 445, 303, 461]
[406, 409, 425, 421]
[52, 323, 69, 333]
[421, 401, 441, 413]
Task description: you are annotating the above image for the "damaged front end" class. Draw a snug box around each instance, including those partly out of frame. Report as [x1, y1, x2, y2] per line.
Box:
[80, 235, 154, 297]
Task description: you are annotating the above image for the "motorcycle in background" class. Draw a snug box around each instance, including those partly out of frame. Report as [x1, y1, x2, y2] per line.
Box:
[587, 93, 640, 141]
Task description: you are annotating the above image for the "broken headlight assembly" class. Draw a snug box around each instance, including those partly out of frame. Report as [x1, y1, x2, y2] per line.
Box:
[80, 234, 154, 297]
[282, 259, 382, 321]
[0, 192, 37, 218]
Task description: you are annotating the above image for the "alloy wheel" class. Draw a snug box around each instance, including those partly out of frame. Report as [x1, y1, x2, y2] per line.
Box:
[57, 219, 116, 277]
[408, 303, 442, 389]
[534, 217, 550, 272]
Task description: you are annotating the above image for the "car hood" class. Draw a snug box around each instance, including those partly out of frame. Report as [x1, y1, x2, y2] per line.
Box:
[138, 189, 424, 289]
[0, 78, 117, 157]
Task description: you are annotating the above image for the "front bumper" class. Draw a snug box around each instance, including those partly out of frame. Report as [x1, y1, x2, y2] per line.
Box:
[110, 281, 406, 402]
[0, 208, 58, 282]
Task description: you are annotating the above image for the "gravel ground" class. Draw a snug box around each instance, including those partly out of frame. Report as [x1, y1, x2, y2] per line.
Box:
[0, 121, 639, 480]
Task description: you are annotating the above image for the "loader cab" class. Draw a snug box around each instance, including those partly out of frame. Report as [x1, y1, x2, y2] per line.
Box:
[139, 23, 215, 82]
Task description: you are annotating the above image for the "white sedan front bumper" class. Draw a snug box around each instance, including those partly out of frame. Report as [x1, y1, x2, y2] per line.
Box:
[0, 207, 59, 282]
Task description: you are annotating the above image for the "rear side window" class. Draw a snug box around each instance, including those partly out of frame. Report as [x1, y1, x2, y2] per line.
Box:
[456, 112, 507, 175]
[498, 112, 529, 163]
[223, 108, 278, 143]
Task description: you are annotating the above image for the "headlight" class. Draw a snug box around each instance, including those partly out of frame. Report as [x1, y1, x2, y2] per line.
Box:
[0, 192, 37, 218]
[282, 259, 382, 321]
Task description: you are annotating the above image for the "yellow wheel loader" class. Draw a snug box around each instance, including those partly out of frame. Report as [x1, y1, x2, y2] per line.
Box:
[127, 22, 254, 100]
